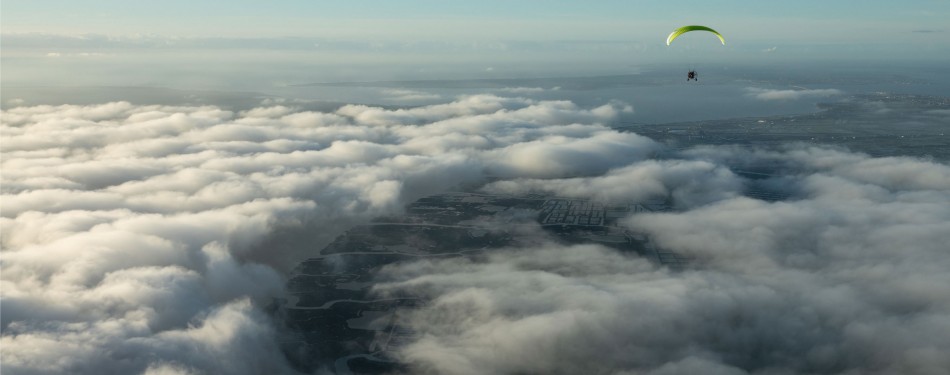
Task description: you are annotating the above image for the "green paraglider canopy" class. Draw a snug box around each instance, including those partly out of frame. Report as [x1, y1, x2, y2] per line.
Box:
[666, 25, 725, 45]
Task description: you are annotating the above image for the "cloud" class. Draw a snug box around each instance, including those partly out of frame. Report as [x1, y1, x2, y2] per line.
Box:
[372, 145, 950, 375]
[745, 87, 843, 101]
[483, 159, 743, 208]
[7, 93, 949, 374]
[381, 89, 442, 102]
[43, 51, 112, 58]
[498, 87, 547, 94]
[762, 46, 778, 53]
[0, 95, 653, 373]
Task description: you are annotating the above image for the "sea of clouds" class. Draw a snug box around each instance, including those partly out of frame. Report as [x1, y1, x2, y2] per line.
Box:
[3, 95, 949, 374]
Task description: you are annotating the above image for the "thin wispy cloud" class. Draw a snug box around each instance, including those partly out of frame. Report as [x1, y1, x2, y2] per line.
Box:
[497, 87, 547, 94]
[381, 89, 442, 102]
[746, 87, 843, 101]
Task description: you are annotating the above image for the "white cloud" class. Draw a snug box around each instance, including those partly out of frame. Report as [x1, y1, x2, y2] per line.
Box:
[484, 159, 742, 207]
[7, 93, 949, 374]
[239, 105, 297, 118]
[746, 87, 843, 101]
[373, 145, 950, 375]
[381, 89, 442, 102]
[43, 51, 112, 58]
[6, 98, 27, 107]
[0, 95, 653, 373]
[498, 87, 547, 94]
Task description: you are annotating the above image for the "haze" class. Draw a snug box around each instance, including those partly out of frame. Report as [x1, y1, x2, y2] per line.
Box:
[2, 1, 950, 374]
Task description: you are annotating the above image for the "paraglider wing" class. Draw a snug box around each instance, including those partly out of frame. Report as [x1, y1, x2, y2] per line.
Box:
[666, 25, 725, 45]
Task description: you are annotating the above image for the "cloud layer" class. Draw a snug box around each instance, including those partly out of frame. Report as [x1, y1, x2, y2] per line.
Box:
[374, 147, 950, 374]
[1, 95, 651, 374]
[5, 93, 950, 374]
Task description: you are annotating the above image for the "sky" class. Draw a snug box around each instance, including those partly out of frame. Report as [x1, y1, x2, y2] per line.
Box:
[3, 0, 949, 40]
[3, 2, 950, 375]
[3, 0, 949, 88]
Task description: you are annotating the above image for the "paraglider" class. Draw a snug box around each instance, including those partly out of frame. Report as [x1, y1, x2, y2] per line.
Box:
[666, 25, 726, 46]
[666, 25, 724, 82]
